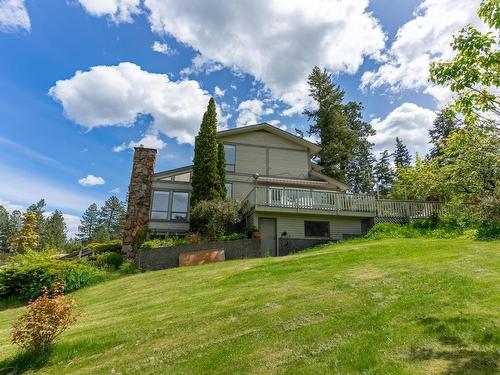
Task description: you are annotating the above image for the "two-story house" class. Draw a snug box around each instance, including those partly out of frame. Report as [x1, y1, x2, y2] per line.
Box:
[146, 123, 375, 255]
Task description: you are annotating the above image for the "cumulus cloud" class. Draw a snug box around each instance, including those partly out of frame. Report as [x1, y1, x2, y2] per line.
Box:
[110, 187, 121, 195]
[152, 41, 174, 55]
[0, 0, 30, 32]
[370, 103, 436, 157]
[78, 174, 106, 186]
[60, 213, 80, 239]
[77, 0, 140, 23]
[236, 99, 273, 127]
[142, 0, 386, 115]
[214, 86, 225, 97]
[49, 62, 213, 144]
[361, 0, 481, 105]
[113, 132, 166, 152]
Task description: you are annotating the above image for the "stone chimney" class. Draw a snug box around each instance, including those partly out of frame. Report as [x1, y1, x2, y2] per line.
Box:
[122, 146, 157, 258]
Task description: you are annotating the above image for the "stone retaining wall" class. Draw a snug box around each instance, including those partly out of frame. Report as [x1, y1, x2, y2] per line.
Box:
[138, 239, 262, 270]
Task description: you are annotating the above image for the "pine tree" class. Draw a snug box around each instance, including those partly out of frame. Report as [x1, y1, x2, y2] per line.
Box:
[27, 199, 46, 250]
[10, 211, 39, 253]
[374, 150, 395, 197]
[8, 210, 23, 252]
[393, 137, 411, 169]
[217, 142, 227, 198]
[91, 225, 111, 243]
[78, 203, 99, 242]
[191, 98, 222, 208]
[44, 210, 67, 250]
[0, 205, 10, 251]
[304, 66, 357, 182]
[428, 111, 461, 159]
[99, 196, 126, 239]
[345, 102, 375, 193]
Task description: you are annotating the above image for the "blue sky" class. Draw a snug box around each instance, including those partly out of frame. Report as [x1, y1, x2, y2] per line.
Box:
[0, 0, 481, 234]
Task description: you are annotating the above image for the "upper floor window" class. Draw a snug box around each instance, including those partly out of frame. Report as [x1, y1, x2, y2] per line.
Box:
[173, 172, 191, 182]
[171, 192, 189, 221]
[224, 144, 235, 172]
[151, 191, 170, 220]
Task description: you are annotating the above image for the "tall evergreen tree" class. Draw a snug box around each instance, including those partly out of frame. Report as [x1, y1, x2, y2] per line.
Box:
[217, 142, 227, 198]
[99, 196, 126, 239]
[10, 211, 39, 253]
[78, 203, 99, 242]
[428, 111, 461, 159]
[0, 205, 9, 251]
[43, 210, 67, 250]
[27, 199, 46, 250]
[304, 66, 357, 182]
[393, 137, 411, 168]
[191, 98, 222, 208]
[8, 210, 23, 252]
[345, 102, 376, 193]
[374, 150, 395, 197]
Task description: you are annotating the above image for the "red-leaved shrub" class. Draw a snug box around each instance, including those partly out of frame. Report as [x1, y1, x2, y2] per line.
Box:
[11, 281, 77, 353]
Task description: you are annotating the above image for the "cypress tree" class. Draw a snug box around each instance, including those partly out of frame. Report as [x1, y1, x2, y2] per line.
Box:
[393, 137, 411, 169]
[374, 150, 395, 197]
[191, 98, 221, 208]
[217, 142, 227, 198]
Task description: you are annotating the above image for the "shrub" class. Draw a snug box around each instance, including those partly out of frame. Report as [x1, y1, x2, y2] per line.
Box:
[476, 221, 500, 240]
[93, 252, 123, 270]
[0, 252, 105, 300]
[140, 237, 188, 249]
[190, 198, 241, 240]
[219, 233, 247, 241]
[11, 282, 77, 354]
[86, 240, 122, 253]
[119, 261, 139, 275]
[186, 231, 202, 244]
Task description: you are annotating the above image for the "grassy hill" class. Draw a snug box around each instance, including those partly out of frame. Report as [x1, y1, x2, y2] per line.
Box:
[0, 238, 498, 374]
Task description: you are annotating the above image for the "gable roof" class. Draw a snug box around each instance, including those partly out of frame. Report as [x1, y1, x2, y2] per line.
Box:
[217, 123, 321, 154]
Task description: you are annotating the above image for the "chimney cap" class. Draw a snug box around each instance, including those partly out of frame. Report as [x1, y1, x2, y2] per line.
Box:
[133, 146, 157, 152]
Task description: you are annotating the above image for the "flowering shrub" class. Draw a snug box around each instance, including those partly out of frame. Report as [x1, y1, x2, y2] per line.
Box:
[190, 198, 241, 240]
[11, 282, 77, 354]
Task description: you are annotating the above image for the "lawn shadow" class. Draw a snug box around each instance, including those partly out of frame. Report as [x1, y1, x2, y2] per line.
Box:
[410, 315, 499, 374]
[0, 350, 51, 375]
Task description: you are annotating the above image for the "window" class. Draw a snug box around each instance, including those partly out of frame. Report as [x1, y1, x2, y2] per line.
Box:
[171, 192, 189, 221]
[304, 221, 330, 238]
[225, 182, 233, 198]
[174, 172, 190, 182]
[224, 144, 236, 172]
[151, 191, 169, 220]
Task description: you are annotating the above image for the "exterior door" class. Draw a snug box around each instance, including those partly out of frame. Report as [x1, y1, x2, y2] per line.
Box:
[259, 217, 277, 256]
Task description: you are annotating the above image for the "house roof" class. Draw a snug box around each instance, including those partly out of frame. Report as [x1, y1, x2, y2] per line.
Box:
[217, 123, 321, 154]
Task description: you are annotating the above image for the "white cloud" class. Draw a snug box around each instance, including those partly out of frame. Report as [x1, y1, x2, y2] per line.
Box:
[113, 132, 166, 152]
[361, 0, 481, 105]
[143, 0, 386, 114]
[0, 0, 30, 32]
[61, 213, 80, 239]
[78, 174, 106, 186]
[236, 99, 273, 127]
[77, 0, 140, 23]
[214, 86, 225, 97]
[0, 198, 24, 212]
[110, 187, 121, 195]
[49, 62, 212, 144]
[370, 103, 436, 157]
[152, 41, 174, 55]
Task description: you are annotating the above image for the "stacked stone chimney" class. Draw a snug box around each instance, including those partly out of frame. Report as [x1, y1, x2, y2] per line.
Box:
[122, 146, 157, 258]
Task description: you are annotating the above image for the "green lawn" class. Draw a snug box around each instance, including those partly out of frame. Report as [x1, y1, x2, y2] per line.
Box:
[0, 239, 499, 374]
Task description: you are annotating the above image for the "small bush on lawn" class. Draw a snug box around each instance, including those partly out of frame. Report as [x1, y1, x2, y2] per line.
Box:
[93, 252, 123, 270]
[476, 221, 500, 240]
[86, 240, 122, 253]
[11, 281, 77, 354]
[0, 251, 105, 300]
[119, 261, 139, 275]
[140, 237, 188, 249]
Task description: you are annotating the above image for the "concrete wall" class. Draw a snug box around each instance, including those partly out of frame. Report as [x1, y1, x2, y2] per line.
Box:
[279, 238, 334, 256]
[138, 239, 262, 270]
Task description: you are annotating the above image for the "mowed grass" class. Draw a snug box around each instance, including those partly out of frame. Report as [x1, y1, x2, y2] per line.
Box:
[0, 239, 499, 374]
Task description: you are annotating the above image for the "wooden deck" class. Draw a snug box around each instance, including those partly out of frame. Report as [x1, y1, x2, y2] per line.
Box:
[249, 186, 444, 219]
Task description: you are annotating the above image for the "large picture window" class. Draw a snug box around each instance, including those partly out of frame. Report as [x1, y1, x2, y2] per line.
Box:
[224, 144, 236, 172]
[151, 191, 170, 220]
[304, 221, 330, 238]
[171, 192, 189, 221]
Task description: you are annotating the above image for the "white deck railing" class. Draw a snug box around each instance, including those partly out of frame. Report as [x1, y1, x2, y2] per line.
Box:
[252, 186, 444, 218]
